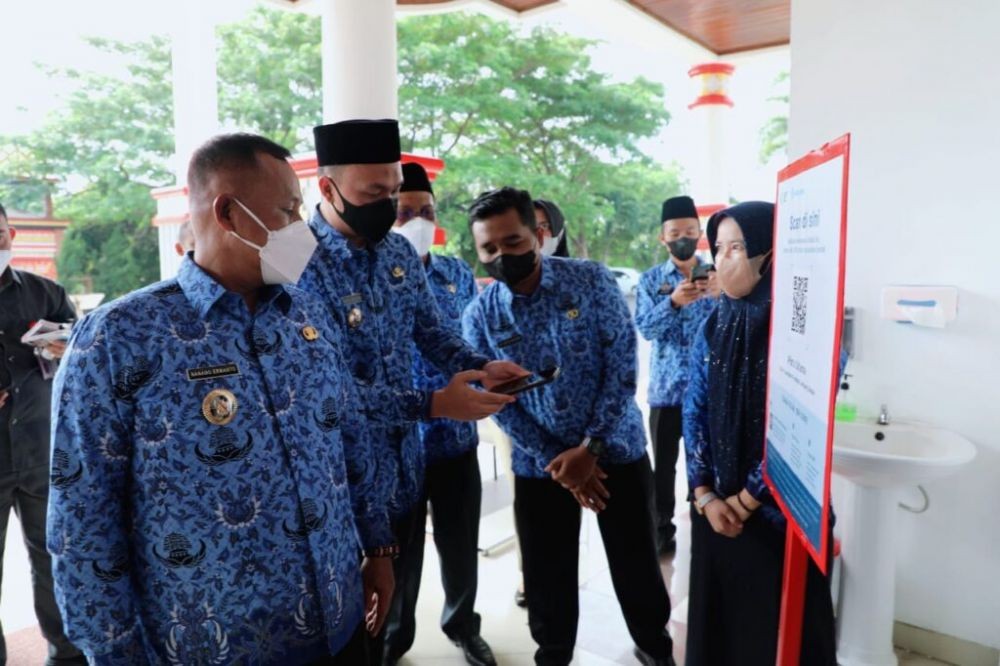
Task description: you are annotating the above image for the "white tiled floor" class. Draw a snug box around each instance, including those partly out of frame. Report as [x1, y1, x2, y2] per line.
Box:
[403, 479, 684, 665]
[397, 480, 950, 666]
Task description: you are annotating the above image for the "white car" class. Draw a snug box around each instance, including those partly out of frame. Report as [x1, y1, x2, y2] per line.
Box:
[608, 267, 641, 297]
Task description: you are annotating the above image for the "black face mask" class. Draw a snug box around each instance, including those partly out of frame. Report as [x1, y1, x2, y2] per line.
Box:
[667, 237, 698, 261]
[330, 180, 397, 245]
[484, 250, 538, 287]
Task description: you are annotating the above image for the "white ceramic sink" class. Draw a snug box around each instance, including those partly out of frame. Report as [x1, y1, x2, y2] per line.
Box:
[833, 419, 976, 666]
[832, 420, 976, 487]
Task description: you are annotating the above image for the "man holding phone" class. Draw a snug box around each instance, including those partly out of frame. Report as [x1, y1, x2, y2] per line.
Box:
[463, 188, 675, 666]
[635, 195, 719, 556]
[381, 163, 496, 666]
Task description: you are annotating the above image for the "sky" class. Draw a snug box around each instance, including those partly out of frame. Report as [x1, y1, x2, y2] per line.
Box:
[0, 0, 790, 202]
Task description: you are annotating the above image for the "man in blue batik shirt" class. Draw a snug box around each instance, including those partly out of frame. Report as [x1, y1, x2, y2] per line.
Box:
[634, 195, 719, 555]
[299, 120, 524, 666]
[380, 163, 493, 665]
[462, 187, 675, 666]
[48, 134, 395, 665]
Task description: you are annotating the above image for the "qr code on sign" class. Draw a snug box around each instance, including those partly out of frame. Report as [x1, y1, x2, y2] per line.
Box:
[791, 276, 808, 335]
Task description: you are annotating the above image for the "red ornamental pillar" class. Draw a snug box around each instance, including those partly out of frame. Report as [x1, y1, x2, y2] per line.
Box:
[687, 62, 736, 109]
[687, 62, 735, 250]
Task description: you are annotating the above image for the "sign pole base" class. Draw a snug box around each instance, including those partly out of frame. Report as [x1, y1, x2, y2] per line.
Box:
[776, 528, 809, 666]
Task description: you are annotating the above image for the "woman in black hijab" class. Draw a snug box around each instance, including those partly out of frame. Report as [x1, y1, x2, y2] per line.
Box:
[682, 202, 836, 665]
[533, 199, 570, 257]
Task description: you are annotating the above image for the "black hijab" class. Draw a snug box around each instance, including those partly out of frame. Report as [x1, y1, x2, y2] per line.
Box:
[533, 199, 570, 258]
[703, 201, 775, 497]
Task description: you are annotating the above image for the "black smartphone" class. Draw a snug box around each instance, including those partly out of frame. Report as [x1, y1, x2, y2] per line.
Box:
[491, 366, 561, 396]
[691, 264, 716, 282]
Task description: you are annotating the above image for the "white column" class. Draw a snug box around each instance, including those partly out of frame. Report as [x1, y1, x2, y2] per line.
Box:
[321, 0, 398, 122]
[159, 0, 221, 280]
[170, 0, 220, 178]
[702, 105, 730, 204]
[686, 106, 731, 206]
[686, 64, 735, 208]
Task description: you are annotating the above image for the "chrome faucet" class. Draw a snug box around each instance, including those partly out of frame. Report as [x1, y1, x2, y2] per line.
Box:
[878, 404, 890, 426]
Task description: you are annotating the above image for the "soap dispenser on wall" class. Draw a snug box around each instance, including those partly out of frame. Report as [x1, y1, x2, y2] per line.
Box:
[835, 374, 857, 422]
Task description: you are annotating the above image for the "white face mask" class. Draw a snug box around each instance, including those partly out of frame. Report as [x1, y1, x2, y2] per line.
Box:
[229, 199, 317, 285]
[540, 231, 563, 257]
[0, 250, 11, 275]
[392, 217, 436, 257]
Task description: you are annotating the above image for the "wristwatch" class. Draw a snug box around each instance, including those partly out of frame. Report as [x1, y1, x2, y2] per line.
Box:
[581, 436, 606, 457]
[694, 492, 719, 515]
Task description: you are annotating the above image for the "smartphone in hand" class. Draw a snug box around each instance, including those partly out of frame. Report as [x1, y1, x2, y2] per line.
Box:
[691, 264, 716, 282]
[491, 367, 561, 396]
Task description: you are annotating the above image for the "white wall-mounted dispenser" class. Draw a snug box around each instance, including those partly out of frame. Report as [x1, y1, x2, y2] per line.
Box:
[880, 286, 958, 328]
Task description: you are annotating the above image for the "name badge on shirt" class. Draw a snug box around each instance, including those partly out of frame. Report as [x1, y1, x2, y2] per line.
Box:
[341, 293, 363, 306]
[498, 334, 523, 349]
[187, 362, 241, 382]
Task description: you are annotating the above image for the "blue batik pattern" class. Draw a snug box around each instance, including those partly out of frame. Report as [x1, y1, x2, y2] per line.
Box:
[682, 324, 846, 529]
[462, 256, 646, 478]
[299, 207, 490, 517]
[47, 258, 390, 665]
[635, 258, 717, 407]
[413, 254, 479, 464]
[682, 324, 770, 494]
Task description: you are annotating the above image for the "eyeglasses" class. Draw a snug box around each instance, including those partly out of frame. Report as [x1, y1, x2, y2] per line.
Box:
[397, 205, 436, 223]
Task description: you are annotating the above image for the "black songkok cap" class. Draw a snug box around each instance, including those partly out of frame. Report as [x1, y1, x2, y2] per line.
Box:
[661, 195, 698, 223]
[400, 162, 433, 196]
[313, 119, 401, 166]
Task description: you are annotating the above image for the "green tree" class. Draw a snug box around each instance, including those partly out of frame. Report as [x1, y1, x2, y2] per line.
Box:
[397, 13, 679, 269]
[0, 36, 175, 297]
[217, 8, 323, 152]
[759, 71, 790, 163]
[2, 7, 682, 297]
[0, 176, 52, 217]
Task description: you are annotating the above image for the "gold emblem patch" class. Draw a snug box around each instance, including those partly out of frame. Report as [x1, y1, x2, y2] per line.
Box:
[202, 389, 238, 426]
[447, 284, 457, 294]
[302, 325, 319, 341]
[392, 266, 406, 279]
[566, 308, 580, 320]
[348, 307, 363, 329]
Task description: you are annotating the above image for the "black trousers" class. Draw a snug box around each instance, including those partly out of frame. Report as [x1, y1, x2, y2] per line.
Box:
[686, 506, 837, 666]
[382, 449, 483, 660]
[515, 455, 673, 666]
[368, 501, 423, 664]
[309, 621, 370, 665]
[0, 466, 85, 665]
[649, 406, 683, 546]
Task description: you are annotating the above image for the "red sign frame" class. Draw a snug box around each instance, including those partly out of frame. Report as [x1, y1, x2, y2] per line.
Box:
[763, 133, 850, 665]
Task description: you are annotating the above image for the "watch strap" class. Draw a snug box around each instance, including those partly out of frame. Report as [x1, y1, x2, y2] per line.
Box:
[695, 492, 718, 514]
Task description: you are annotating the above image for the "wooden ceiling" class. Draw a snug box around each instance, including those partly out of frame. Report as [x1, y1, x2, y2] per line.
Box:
[398, 0, 559, 11]
[398, 0, 790, 54]
[628, 0, 789, 54]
